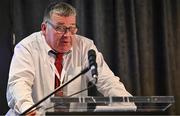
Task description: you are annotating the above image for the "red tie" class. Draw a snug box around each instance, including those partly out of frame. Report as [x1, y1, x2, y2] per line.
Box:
[55, 53, 63, 96]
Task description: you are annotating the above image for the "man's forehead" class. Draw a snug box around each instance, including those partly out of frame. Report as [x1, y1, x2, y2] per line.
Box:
[51, 13, 76, 24]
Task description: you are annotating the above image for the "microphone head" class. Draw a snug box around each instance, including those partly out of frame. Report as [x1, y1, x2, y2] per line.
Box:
[88, 49, 96, 67]
[88, 49, 96, 59]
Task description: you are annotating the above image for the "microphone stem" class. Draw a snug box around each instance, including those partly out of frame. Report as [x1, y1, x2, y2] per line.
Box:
[21, 67, 90, 115]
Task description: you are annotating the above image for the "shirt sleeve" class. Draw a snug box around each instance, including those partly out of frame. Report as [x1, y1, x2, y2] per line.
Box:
[6, 43, 35, 114]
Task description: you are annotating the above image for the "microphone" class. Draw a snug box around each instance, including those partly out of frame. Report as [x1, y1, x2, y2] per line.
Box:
[88, 49, 98, 79]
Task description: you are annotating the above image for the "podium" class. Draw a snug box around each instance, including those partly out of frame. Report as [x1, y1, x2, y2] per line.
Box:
[45, 96, 174, 115]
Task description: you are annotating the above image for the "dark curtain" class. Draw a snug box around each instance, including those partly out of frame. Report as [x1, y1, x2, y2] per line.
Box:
[0, 0, 179, 115]
[0, 0, 13, 114]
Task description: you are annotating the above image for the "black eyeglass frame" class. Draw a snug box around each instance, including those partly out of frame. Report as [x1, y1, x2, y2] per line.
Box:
[46, 20, 78, 34]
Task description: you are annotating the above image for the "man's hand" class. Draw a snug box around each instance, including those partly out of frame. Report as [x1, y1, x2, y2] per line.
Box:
[26, 110, 36, 116]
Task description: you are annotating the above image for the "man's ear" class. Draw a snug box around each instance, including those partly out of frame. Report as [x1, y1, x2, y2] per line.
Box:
[41, 22, 47, 35]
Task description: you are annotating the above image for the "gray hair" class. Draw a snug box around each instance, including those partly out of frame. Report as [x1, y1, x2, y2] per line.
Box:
[43, 2, 76, 22]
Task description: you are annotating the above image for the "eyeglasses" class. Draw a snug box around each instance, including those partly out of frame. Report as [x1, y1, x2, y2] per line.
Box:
[46, 21, 77, 34]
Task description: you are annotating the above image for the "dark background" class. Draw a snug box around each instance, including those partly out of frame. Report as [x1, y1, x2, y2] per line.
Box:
[0, 0, 179, 115]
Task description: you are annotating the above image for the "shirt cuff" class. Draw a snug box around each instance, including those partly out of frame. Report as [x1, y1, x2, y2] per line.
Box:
[18, 102, 34, 114]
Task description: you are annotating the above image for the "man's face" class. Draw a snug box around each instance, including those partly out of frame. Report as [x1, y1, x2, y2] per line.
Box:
[42, 13, 77, 53]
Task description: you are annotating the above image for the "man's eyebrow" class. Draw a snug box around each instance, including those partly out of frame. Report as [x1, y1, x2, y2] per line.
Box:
[56, 22, 76, 26]
[56, 22, 64, 25]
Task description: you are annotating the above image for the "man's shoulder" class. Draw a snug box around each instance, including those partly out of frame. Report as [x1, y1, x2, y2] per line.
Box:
[75, 34, 94, 45]
[16, 31, 42, 47]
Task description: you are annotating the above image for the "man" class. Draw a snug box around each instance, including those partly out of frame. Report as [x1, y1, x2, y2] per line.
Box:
[6, 2, 136, 115]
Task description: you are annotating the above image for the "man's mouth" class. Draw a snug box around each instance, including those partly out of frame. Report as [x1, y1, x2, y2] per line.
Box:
[61, 41, 69, 43]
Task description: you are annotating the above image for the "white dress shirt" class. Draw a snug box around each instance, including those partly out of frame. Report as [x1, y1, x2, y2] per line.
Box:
[6, 31, 135, 115]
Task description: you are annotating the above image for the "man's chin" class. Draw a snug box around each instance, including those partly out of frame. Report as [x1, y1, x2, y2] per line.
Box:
[59, 48, 71, 53]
